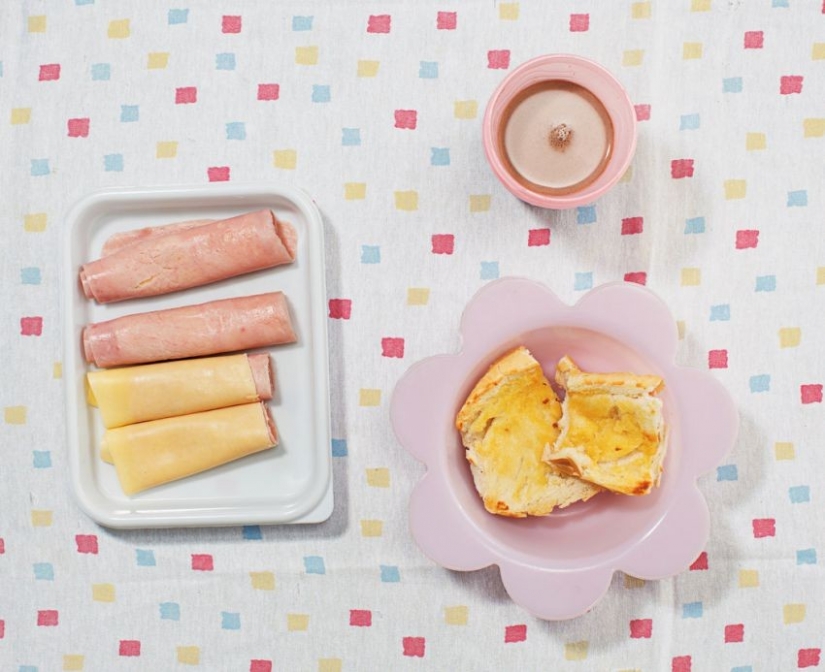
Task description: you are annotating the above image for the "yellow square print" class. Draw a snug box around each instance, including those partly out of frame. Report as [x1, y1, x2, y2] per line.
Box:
[63, 655, 84, 671]
[147, 52, 169, 69]
[366, 468, 390, 487]
[108, 19, 130, 39]
[53, 362, 63, 379]
[344, 183, 366, 200]
[250, 571, 275, 590]
[683, 42, 703, 59]
[156, 141, 178, 159]
[5, 406, 27, 424]
[631, 2, 652, 19]
[623, 574, 646, 589]
[724, 179, 747, 199]
[817, 267, 825, 285]
[469, 194, 491, 212]
[177, 646, 200, 665]
[357, 60, 379, 77]
[444, 605, 468, 625]
[273, 150, 297, 170]
[407, 288, 430, 305]
[622, 50, 644, 66]
[92, 583, 116, 602]
[287, 613, 309, 631]
[619, 165, 633, 183]
[359, 389, 381, 406]
[565, 641, 588, 661]
[24, 213, 47, 232]
[804, 118, 825, 137]
[681, 268, 701, 286]
[779, 327, 801, 348]
[360, 519, 383, 537]
[318, 660, 342, 672]
[812, 43, 825, 60]
[454, 100, 478, 119]
[499, 3, 519, 20]
[746, 133, 766, 151]
[31, 509, 53, 526]
[295, 46, 319, 65]
[784, 603, 806, 624]
[394, 190, 418, 211]
[738, 569, 759, 588]
[691, 0, 712, 10]
[11, 107, 32, 125]
[28, 15, 47, 33]
[676, 320, 686, 340]
[774, 442, 795, 460]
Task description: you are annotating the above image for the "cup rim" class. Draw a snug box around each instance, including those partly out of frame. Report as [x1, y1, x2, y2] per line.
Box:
[483, 54, 637, 209]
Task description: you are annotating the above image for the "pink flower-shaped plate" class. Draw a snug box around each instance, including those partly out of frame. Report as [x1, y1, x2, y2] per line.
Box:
[390, 278, 738, 620]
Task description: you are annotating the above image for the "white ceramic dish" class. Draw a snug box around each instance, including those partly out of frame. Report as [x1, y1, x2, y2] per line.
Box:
[62, 183, 332, 528]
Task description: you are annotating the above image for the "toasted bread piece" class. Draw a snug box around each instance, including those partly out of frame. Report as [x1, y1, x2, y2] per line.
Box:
[543, 356, 666, 496]
[456, 347, 601, 517]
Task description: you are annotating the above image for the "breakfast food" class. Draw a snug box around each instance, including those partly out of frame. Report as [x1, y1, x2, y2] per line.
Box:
[79, 209, 297, 303]
[86, 353, 273, 429]
[101, 218, 215, 256]
[455, 347, 602, 517]
[543, 356, 666, 496]
[82, 291, 297, 368]
[104, 402, 278, 495]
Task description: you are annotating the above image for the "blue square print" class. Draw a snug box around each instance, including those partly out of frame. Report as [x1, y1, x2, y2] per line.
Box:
[380, 565, 400, 582]
[216, 53, 236, 70]
[33, 563, 54, 580]
[120, 105, 139, 122]
[723, 77, 743, 93]
[710, 304, 730, 321]
[789, 485, 810, 503]
[104, 154, 124, 172]
[419, 61, 438, 79]
[716, 464, 738, 481]
[221, 612, 241, 630]
[21, 267, 41, 285]
[684, 216, 705, 234]
[576, 205, 596, 224]
[159, 602, 180, 620]
[304, 556, 325, 574]
[32, 451, 51, 468]
[331, 438, 348, 457]
[787, 190, 807, 207]
[30, 159, 50, 176]
[480, 261, 499, 280]
[755, 275, 776, 292]
[574, 272, 593, 291]
[679, 114, 700, 130]
[749, 375, 770, 393]
[136, 549, 156, 566]
[168, 8, 188, 25]
[91, 63, 110, 81]
[342, 128, 360, 146]
[430, 147, 450, 166]
[242, 525, 262, 540]
[797, 548, 817, 565]
[682, 601, 703, 618]
[226, 122, 246, 140]
[292, 15, 313, 31]
[361, 246, 381, 264]
[312, 85, 330, 103]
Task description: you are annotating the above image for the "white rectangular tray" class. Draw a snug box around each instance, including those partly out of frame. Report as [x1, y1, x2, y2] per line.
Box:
[62, 183, 332, 528]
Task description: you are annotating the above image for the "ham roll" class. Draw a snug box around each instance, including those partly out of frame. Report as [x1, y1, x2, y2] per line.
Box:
[82, 292, 297, 368]
[87, 353, 274, 429]
[104, 402, 278, 495]
[79, 209, 297, 303]
[101, 219, 215, 256]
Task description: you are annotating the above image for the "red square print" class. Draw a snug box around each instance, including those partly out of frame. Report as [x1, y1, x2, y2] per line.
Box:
[68, 118, 90, 138]
[75, 534, 98, 554]
[799, 649, 822, 668]
[504, 624, 527, 643]
[222, 15, 241, 33]
[257, 84, 280, 101]
[119, 640, 141, 657]
[624, 272, 647, 285]
[402, 637, 425, 657]
[381, 338, 404, 359]
[328, 299, 352, 320]
[37, 610, 58, 626]
[672, 656, 692, 672]
[0, 538, 4, 554]
[350, 610, 372, 627]
[780, 76, 803, 95]
[20, 317, 43, 336]
[39, 64, 61, 81]
[622, 217, 644, 235]
[528, 228, 550, 246]
[708, 350, 728, 369]
[487, 50, 510, 69]
[0, 620, 4, 639]
[175, 87, 197, 104]
[437, 11, 457, 30]
[690, 551, 708, 571]
[801, 384, 823, 404]
[752, 518, 775, 538]
[569, 13, 590, 32]
[736, 230, 759, 249]
[431, 234, 454, 255]
[671, 159, 695, 179]
[250, 661, 272, 672]
[725, 623, 744, 643]
[744, 31, 763, 49]
[367, 14, 391, 33]
[207, 166, 230, 182]
[394, 110, 417, 130]
[630, 619, 653, 638]
[191, 554, 214, 571]
[634, 104, 651, 121]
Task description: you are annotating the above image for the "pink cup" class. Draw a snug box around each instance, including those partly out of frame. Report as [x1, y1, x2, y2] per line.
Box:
[483, 54, 637, 209]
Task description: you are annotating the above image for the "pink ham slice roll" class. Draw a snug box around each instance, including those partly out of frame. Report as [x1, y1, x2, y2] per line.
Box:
[79, 209, 297, 303]
[82, 292, 297, 368]
[100, 219, 215, 256]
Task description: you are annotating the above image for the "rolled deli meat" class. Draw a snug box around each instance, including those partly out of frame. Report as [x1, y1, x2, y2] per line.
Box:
[86, 353, 274, 429]
[79, 209, 297, 303]
[82, 291, 297, 368]
[100, 219, 215, 256]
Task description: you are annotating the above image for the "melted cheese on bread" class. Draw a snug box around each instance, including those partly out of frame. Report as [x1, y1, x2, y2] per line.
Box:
[543, 356, 666, 496]
[456, 347, 601, 517]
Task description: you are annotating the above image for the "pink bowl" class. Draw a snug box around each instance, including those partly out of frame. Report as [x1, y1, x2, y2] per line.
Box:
[390, 278, 738, 620]
[483, 54, 637, 209]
